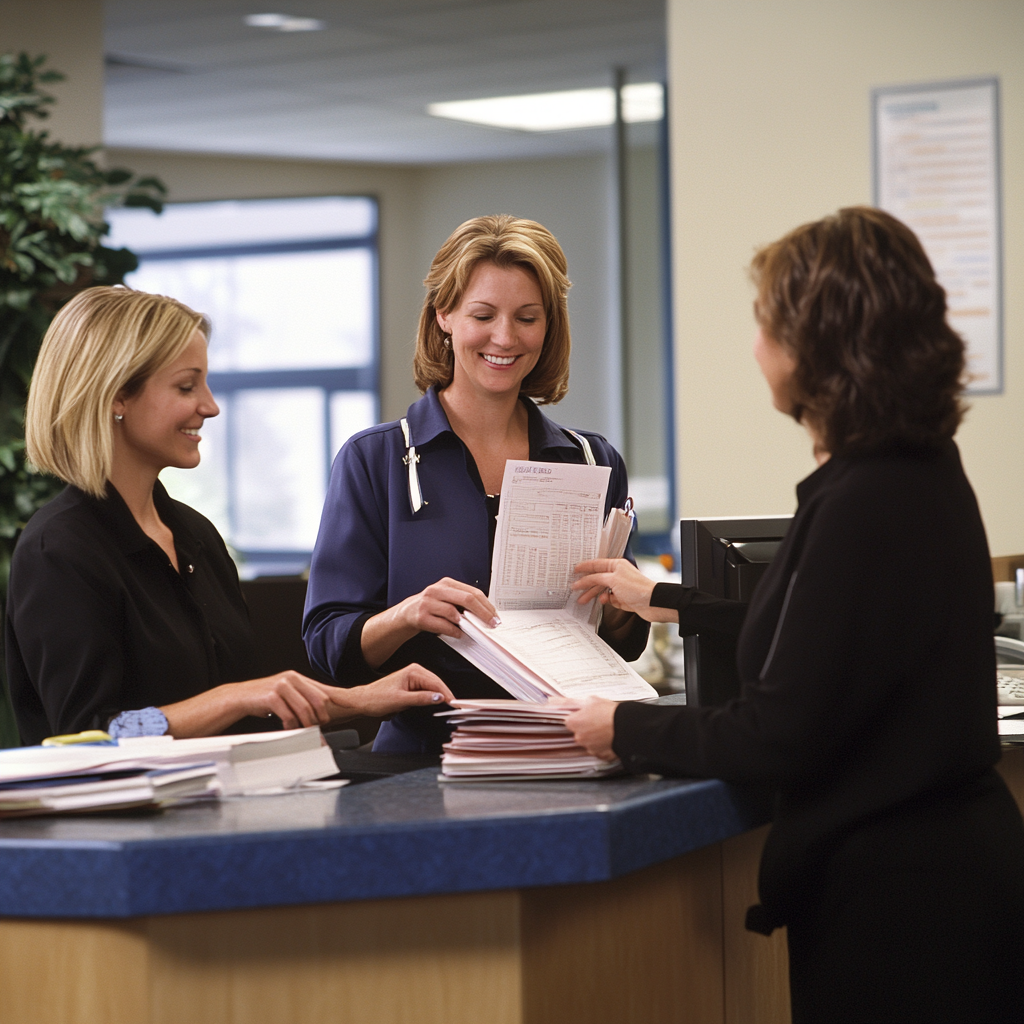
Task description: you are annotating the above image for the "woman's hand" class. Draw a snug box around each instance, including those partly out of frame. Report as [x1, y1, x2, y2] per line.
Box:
[339, 664, 454, 718]
[162, 670, 345, 737]
[572, 558, 678, 624]
[566, 697, 619, 762]
[361, 578, 499, 668]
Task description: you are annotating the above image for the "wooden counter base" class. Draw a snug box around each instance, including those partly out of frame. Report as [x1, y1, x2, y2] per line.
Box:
[8, 742, 1022, 1024]
[0, 828, 789, 1024]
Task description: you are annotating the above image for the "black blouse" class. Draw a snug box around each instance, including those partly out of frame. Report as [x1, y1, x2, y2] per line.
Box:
[6, 482, 270, 745]
[614, 441, 1003, 924]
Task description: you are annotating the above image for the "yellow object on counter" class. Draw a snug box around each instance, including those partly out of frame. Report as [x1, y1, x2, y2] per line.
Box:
[41, 730, 112, 746]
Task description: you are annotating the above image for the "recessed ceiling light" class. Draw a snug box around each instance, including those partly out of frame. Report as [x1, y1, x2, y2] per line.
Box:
[244, 13, 326, 32]
[427, 83, 664, 133]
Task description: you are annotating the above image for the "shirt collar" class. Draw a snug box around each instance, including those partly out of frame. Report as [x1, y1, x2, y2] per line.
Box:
[523, 399, 581, 458]
[87, 480, 201, 563]
[405, 386, 580, 458]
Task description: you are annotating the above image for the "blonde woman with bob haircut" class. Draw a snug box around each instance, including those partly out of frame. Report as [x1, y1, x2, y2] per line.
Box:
[303, 215, 648, 755]
[7, 286, 453, 745]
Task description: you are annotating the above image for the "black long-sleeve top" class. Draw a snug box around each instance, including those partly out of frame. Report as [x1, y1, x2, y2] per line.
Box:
[614, 441, 1001, 925]
[6, 482, 272, 745]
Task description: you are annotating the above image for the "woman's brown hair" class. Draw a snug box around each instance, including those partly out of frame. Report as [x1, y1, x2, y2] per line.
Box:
[750, 206, 965, 455]
[413, 215, 572, 404]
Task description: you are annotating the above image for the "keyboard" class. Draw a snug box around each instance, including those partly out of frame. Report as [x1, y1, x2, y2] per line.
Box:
[997, 675, 1024, 706]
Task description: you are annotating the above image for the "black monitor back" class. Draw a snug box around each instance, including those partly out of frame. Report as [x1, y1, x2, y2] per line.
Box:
[680, 515, 792, 707]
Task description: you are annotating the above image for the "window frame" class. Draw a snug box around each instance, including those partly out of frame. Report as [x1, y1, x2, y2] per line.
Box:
[125, 196, 381, 574]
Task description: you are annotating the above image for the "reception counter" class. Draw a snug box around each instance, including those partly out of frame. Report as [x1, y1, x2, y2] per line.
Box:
[4, 748, 1022, 1024]
[0, 765, 790, 1024]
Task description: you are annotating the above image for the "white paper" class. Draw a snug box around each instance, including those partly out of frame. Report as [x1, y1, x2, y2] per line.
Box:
[461, 609, 657, 702]
[489, 460, 610, 610]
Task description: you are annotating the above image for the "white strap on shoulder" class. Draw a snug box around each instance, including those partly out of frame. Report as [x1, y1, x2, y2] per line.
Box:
[565, 429, 596, 466]
[400, 417, 426, 514]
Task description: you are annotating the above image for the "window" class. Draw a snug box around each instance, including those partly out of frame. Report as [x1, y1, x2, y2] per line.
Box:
[107, 196, 379, 575]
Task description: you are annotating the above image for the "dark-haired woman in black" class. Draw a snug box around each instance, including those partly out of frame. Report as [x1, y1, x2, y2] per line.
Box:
[567, 207, 1024, 1023]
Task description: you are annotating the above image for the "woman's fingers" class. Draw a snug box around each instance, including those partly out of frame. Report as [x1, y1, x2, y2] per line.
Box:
[565, 697, 619, 761]
[403, 579, 499, 636]
[571, 560, 655, 616]
[247, 672, 334, 728]
[348, 664, 455, 717]
[429, 579, 498, 624]
[575, 578, 613, 605]
[396, 664, 454, 699]
[573, 559, 622, 577]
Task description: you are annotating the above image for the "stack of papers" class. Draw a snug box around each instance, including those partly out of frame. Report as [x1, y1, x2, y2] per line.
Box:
[438, 699, 622, 782]
[998, 720, 1024, 742]
[0, 726, 341, 818]
[447, 609, 658, 703]
[443, 459, 658, 704]
[0, 765, 216, 818]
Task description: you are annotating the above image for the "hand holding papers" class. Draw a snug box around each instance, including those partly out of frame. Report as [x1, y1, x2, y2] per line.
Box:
[442, 460, 657, 704]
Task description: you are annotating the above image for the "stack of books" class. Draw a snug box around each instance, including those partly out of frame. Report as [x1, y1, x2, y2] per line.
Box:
[0, 726, 341, 818]
[438, 700, 621, 782]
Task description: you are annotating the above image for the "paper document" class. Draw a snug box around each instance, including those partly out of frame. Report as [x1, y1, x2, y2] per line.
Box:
[0, 726, 339, 813]
[489, 460, 610, 610]
[450, 609, 657, 703]
[442, 459, 649, 704]
[437, 699, 623, 781]
[998, 720, 1024, 740]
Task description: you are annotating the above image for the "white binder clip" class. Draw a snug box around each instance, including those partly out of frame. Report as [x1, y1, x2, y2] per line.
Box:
[401, 417, 426, 514]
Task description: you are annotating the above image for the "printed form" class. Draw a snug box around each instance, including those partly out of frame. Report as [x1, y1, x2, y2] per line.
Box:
[489, 460, 610, 610]
[461, 609, 657, 702]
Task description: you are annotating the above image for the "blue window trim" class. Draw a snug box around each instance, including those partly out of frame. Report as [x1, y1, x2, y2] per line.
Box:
[131, 234, 375, 263]
[207, 367, 378, 392]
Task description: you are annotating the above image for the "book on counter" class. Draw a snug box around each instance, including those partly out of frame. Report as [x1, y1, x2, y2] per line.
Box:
[0, 726, 342, 818]
[442, 459, 658, 705]
[438, 700, 622, 782]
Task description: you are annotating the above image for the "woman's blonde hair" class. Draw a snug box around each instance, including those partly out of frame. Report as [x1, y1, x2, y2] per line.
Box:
[413, 215, 572, 404]
[26, 286, 209, 497]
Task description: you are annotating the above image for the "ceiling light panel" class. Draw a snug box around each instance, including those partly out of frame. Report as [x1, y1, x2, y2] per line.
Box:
[244, 13, 326, 32]
[428, 83, 663, 132]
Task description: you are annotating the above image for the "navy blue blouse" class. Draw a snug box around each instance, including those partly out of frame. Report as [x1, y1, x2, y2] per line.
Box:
[303, 387, 648, 750]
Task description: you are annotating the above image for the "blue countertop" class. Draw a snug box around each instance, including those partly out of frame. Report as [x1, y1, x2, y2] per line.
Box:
[0, 769, 771, 919]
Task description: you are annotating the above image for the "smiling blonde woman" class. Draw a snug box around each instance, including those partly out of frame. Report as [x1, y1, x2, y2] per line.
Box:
[8, 286, 453, 745]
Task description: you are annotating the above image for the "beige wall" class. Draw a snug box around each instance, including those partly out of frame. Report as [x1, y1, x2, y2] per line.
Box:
[107, 149, 625, 439]
[0, 0, 103, 146]
[667, 0, 1024, 555]
[414, 155, 619, 441]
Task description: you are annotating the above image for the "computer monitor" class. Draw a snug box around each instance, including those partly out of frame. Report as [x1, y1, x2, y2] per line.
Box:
[679, 515, 792, 707]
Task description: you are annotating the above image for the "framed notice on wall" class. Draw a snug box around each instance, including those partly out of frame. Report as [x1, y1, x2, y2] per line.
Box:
[873, 78, 1003, 394]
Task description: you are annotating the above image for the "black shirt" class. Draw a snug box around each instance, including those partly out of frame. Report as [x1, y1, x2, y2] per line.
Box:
[6, 482, 269, 745]
[614, 441, 1003, 923]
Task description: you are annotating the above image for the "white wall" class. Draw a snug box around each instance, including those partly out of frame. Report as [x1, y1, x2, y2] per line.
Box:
[0, 0, 103, 146]
[667, 0, 1024, 555]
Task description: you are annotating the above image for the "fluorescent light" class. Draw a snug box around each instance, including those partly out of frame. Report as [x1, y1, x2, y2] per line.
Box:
[244, 13, 326, 32]
[428, 83, 664, 132]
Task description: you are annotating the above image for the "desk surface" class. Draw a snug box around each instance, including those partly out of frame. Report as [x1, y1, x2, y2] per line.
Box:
[0, 769, 770, 919]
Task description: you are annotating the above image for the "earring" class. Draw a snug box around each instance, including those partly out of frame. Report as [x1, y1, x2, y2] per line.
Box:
[443, 335, 452, 350]
[114, 414, 123, 423]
